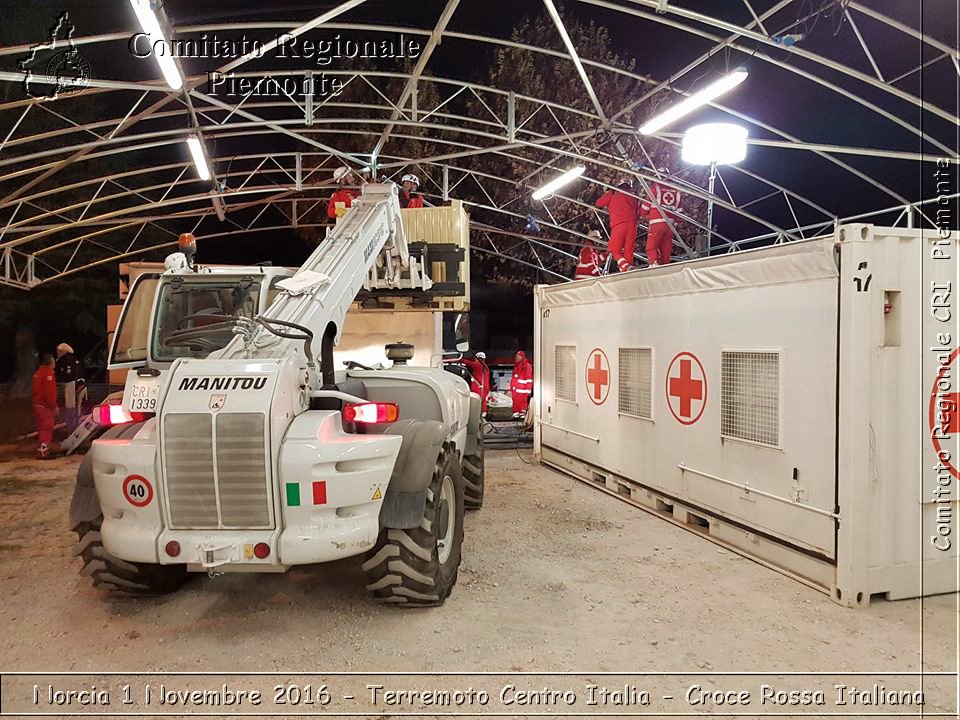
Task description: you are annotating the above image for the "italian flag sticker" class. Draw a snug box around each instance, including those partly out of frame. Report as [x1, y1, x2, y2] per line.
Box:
[285, 481, 326, 507]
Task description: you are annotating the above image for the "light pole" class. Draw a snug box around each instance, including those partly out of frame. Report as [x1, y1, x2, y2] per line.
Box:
[682, 123, 748, 256]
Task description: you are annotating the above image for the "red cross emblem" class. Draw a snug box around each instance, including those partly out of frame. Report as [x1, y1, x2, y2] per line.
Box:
[666, 351, 707, 425]
[585, 348, 610, 405]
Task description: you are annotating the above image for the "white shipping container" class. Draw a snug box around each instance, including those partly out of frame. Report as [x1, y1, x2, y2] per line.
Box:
[533, 224, 958, 606]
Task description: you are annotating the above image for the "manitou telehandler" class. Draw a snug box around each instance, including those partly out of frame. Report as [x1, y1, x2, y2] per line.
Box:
[69, 184, 484, 606]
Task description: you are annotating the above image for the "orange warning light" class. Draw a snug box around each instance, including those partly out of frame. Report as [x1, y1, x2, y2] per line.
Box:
[178, 232, 197, 252]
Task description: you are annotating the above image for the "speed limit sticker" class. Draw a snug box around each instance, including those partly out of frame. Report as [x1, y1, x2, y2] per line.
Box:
[123, 475, 153, 507]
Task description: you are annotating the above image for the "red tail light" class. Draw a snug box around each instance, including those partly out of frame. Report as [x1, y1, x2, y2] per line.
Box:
[164, 541, 181, 558]
[342, 402, 399, 424]
[253, 543, 271, 559]
[95, 404, 146, 426]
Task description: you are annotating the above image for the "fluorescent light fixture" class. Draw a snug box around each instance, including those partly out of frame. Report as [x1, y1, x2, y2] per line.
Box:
[639, 69, 748, 135]
[186, 136, 211, 181]
[129, 0, 183, 90]
[532, 165, 585, 200]
[681, 123, 748, 165]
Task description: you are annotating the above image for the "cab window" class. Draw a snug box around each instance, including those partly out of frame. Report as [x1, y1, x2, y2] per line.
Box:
[110, 275, 159, 365]
[151, 279, 260, 362]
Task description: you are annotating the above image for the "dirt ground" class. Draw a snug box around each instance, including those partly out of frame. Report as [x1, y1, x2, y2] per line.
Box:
[0, 445, 956, 718]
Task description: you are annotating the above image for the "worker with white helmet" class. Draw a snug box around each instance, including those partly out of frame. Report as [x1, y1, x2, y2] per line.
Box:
[399, 173, 424, 209]
[462, 350, 491, 417]
[574, 229, 605, 280]
[327, 165, 360, 220]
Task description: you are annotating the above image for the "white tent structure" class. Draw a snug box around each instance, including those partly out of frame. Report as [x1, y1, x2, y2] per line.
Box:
[0, 1, 955, 288]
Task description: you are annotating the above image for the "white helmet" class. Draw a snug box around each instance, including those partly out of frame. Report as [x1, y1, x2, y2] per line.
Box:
[333, 165, 352, 182]
[164, 252, 189, 272]
[401, 173, 420, 186]
[476, 351, 486, 360]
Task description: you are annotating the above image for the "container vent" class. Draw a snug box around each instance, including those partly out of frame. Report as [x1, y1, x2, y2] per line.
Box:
[619, 347, 652, 419]
[554, 345, 577, 402]
[721, 351, 780, 447]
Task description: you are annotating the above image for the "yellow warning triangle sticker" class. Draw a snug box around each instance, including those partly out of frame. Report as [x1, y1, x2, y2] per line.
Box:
[371, 487, 382, 500]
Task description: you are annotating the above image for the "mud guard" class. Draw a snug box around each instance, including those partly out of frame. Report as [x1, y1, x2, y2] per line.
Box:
[465, 392, 482, 456]
[376, 419, 448, 529]
[68, 422, 144, 529]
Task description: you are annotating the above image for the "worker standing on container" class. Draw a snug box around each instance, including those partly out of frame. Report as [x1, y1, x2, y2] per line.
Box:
[400, 174, 425, 209]
[510, 350, 534, 419]
[33, 353, 58, 459]
[640, 170, 684, 266]
[462, 351, 491, 417]
[595, 179, 639, 273]
[574, 230, 605, 280]
[55, 342, 81, 433]
[327, 166, 360, 221]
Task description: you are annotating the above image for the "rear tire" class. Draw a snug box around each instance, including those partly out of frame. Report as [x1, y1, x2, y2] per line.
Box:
[72, 449, 189, 596]
[462, 424, 485, 510]
[73, 514, 190, 595]
[362, 445, 464, 606]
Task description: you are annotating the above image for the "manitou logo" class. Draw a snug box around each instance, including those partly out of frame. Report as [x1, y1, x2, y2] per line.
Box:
[178, 376, 268, 391]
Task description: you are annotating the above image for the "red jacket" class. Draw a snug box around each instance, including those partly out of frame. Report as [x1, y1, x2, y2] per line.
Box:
[400, 191, 424, 209]
[327, 188, 358, 219]
[32, 365, 58, 411]
[462, 357, 490, 412]
[596, 188, 639, 226]
[640, 182, 683, 222]
[510, 352, 533, 413]
[574, 244, 603, 280]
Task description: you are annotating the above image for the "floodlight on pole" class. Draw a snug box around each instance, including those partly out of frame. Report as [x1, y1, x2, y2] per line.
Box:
[129, 0, 184, 90]
[681, 123, 748, 165]
[638, 69, 748, 135]
[681, 123, 749, 257]
[186, 136, 211, 181]
[532, 165, 585, 200]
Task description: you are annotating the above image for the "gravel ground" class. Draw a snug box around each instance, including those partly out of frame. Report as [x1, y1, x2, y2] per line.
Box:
[0, 445, 955, 718]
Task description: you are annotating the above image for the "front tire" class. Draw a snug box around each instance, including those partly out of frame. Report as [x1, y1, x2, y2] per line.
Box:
[462, 423, 485, 510]
[362, 445, 464, 606]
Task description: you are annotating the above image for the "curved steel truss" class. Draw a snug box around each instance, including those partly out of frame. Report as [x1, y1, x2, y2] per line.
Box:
[0, 0, 955, 288]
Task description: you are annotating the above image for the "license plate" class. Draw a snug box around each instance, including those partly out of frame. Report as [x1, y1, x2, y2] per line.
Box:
[128, 380, 159, 411]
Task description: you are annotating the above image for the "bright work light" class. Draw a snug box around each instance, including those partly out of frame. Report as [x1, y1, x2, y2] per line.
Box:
[681, 123, 749, 165]
[128, 0, 184, 90]
[639, 69, 748, 135]
[186, 136, 211, 181]
[532, 165, 585, 200]
[681, 123, 748, 257]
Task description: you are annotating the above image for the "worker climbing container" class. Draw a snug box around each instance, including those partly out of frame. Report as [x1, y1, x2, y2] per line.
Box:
[533, 224, 959, 606]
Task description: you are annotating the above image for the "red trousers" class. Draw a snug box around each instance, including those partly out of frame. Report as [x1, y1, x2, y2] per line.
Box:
[511, 390, 531, 413]
[34, 404, 55, 445]
[607, 222, 637, 270]
[646, 221, 672, 265]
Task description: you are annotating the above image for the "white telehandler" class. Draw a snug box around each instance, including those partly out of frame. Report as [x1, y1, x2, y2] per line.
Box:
[68, 184, 485, 606]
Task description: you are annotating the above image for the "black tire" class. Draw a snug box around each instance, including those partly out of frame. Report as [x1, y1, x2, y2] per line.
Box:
[362, 445, 464, 607]
[72, 449, 189, 596]
[462, 424, 485, 510]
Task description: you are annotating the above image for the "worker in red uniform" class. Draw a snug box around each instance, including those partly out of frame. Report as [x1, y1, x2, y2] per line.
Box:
[640, 171, 684, 266]
[574, 230, 605, 280]
[400, 174, 424, 209]
[327, 166, 359, 220]
[510, 350, 533, 419]
[595, 180, 639, 273]
[32, 353, 58, 459]
[462, 351, 491, 417]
